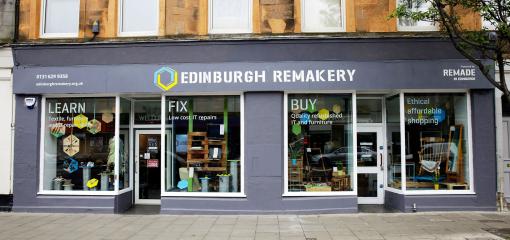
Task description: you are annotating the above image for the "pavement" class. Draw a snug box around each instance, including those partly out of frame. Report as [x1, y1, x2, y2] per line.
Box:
[0, 211, 509, 240]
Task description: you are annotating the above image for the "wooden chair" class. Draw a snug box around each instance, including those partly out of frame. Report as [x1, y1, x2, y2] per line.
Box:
[418, 137, 448, 176]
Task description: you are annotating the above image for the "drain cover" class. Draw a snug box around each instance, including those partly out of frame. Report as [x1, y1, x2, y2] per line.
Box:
[483, 228, 510, 239]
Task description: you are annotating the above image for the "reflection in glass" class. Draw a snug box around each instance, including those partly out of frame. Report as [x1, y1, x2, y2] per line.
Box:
[386, 95, 402, 189]
[287, 94, 353, 192]
[357, 173, 378, 197]
[302, 0, 342, 31]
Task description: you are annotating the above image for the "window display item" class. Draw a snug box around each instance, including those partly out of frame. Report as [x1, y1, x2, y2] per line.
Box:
[81, 164, 93, 191]
[200, 177, 210, 192]
[102, 112, 113, 123]
[62, 134, 80, 157]
[87, 119, 101, 134]
[228, 160, 240, 192]
[50, 123, 66, 138]
[63, 158, 79, 173]
[87, 178, 99, 190]
[73, 114, 88, 129]
[100, 172, 110, 191]
[218, 174, 231, 192]
[53, 176, 64, 190]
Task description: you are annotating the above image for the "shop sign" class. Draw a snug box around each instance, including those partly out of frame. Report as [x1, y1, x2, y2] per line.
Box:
[13, 60, 494, 94]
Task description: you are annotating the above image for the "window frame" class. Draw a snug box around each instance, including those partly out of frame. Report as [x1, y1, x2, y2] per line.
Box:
[39, 0, 80, 39]
[160, 92, 246, 198]
[118, 0, 160, 37]
[208, 0, 253, 34]
[283, 91, 357, 197]
[300, 0, 346, 33]
[38, 95, 131, 196]
[396, 0, 439, 32]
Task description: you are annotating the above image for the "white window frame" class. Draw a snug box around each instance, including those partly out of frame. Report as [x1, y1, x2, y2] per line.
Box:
[39, 0, 80, 39]
[283, 91, 357, 197]
[38, 95, 133, 196]
[160, 92, 246, 198]
[398, 89, 475, 195]
[118, 0, 159, 37]
[301, 0, 346, 33]
[396, 0, 439, 32]
[208, 0, 253, 34]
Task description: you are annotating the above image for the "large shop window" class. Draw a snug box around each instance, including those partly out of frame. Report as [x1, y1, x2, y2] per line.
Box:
[119, 0, 159, 36]
[287, 94, 353, 193]
[209, 0, 252, 34]
[42, 98, 117, 192]
[404, 93, 470, 191]
[41, 0, 80, 37]
[301, 0, 344, 32]
[165, 96, 241, 194]
[397, 0, 438, 31]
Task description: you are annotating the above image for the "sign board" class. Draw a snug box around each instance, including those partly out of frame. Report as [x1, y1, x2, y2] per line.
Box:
[13, 60, 494, 94]
[147, 159, 159, 168]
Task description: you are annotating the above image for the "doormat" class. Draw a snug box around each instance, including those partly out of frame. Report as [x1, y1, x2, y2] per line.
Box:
[483, 228, 510, 239]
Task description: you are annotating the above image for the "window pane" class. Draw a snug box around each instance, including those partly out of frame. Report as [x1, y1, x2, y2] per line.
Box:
[165, 96, 241, 193]
[121, 0, 158, 33]
[404, 93, 470, 190]
[288, 94, 353, 192]
[397, 0, 436, 29]
[119, 98, 131, 190]
[210, 0, 251, 33]
[44, 0, 80, 35]
[357, 99, 382, 123]
[302, 0, 342, 32]
[43, 98, 116, 191]
[134, 99, 161, 125]
[386, 95, 401, 189]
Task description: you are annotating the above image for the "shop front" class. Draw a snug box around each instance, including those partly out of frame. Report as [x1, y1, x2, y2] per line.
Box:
[11, 38, 497, 213]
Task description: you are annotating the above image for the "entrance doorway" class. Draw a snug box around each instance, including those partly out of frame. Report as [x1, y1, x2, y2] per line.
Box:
[357, 126, 385, 204]
[135, 130, 162, 205]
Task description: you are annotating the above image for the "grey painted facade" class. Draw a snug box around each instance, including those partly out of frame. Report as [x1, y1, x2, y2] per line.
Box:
[11, 38, 498, 213]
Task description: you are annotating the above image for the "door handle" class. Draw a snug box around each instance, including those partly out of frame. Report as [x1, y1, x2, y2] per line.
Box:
[135, 160, 138, 174]
[379, 153, 383, 171]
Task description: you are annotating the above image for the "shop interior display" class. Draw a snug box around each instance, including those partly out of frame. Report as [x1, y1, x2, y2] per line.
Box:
[44, 98, 116, 191]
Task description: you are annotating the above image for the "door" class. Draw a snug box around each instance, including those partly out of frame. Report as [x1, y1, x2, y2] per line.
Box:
[357, 126, 384, 204]
[135, 130, 162, 205]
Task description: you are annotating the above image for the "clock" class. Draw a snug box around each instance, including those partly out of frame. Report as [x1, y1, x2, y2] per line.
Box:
[63, 134, 80, 157]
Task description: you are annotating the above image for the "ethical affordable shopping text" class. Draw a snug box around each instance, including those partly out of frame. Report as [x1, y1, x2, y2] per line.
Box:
[179, 69, 356, 84]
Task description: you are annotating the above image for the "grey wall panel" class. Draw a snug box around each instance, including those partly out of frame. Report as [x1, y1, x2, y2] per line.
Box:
[13, 38, 469, 67]
[115, 191, 133, 213]
[384, 191, 405, 212]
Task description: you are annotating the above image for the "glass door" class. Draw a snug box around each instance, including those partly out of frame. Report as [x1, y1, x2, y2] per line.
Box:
[135, 130, 161, 204]
[357, 126, 384, 204]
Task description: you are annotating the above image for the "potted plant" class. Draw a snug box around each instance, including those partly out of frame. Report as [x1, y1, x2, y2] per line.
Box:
[52, 176, 65, 190]
[217, 173, 231, 192]
[433, 168, 440, 190]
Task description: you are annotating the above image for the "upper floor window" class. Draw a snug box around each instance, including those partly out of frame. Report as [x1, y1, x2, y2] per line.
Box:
[41, 0, 80, 38]
[209, 0, 252, 34]
[301, 0, 344, 32]
[119, 0, 159, 36]
[397, 0, 438, 31]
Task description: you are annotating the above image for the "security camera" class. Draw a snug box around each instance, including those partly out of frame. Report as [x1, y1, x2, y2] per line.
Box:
[24, 97, 36, 109]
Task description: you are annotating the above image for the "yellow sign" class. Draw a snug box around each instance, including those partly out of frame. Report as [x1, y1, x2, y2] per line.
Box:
[87, 178, 98, 188]
[73, 114, 88, 129]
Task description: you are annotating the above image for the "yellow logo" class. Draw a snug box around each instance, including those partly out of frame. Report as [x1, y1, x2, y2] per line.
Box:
[154, 67, 178, 91]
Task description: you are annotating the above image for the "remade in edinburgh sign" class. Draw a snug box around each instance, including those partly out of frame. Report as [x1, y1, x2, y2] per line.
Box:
[13, 60, 493, 94]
